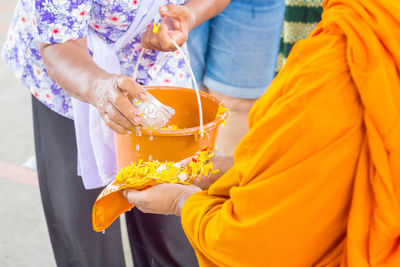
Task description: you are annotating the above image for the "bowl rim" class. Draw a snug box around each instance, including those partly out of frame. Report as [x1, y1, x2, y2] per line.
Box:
[139, 86, 227, 137]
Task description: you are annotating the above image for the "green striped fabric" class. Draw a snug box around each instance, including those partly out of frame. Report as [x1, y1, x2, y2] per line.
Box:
[276, 0, 323, 74]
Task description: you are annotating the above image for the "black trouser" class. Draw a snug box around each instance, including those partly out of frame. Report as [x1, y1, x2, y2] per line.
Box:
[125, 209, 199, 267]
[32, 96, 125, 267]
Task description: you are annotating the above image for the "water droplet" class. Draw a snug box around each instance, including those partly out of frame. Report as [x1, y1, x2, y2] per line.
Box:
[148, 155, 153, 161]
[102, 230, 105, 234]
[136, 144, 140, 152]
[149, 135, 153, 141]
[136, 131, 142, 137]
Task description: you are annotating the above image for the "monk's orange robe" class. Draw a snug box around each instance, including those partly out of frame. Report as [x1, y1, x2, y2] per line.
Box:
[181, 0, 400, 266]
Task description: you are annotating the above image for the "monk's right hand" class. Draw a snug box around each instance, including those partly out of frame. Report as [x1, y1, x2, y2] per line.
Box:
[179, 151, 234, 190]
[87, 74, 148, 134]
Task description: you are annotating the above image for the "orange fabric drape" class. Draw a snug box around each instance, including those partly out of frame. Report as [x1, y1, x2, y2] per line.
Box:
[181, 0, 400, 266]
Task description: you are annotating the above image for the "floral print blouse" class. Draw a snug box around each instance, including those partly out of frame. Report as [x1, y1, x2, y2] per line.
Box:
[2, 0, 190, 119]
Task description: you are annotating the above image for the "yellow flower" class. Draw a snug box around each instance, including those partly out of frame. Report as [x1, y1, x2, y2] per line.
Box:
[152, 22, 160, 34]
[115, 146, 218, 187]
[215, 105, 230, 126]
[161, 124, 179, 130]
[216, 105, 229, 117]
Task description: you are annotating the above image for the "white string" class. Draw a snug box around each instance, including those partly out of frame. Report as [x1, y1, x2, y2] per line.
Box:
[133, 48, 146, 81]
[170, 39, 204, 138]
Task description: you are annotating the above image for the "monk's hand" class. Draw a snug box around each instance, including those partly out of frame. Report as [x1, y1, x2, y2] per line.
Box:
[87, 74, 148, 134]
[141, 4, 195, 51]
[180, 151, 234, 190]
[123, 184, 201, 216]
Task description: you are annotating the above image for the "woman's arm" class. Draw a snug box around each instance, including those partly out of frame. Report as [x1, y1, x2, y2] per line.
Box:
[38, 38, 147, 134]
[184, 0, 231, 29]
[141, 0, 231, 51]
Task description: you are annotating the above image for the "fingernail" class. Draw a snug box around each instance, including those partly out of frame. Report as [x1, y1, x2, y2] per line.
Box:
[139, 92, 148, 101]
[133, 115, 142, 124]
[127, 130, 133, 135]
[135, 125, 143, 132]
[160, 6, 168, 12]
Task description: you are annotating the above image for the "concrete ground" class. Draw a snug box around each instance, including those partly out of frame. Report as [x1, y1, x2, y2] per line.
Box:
[0, 1, 132, 266]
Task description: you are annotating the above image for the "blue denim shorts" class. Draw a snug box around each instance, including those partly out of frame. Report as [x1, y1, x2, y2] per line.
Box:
[187, 0, 284, 99]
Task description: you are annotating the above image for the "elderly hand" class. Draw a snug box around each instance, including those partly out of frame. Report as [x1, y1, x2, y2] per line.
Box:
[38, 38, 148, 135]
[87, 74, 148, 134]
[141, 4, 195, 51]
[123, 184, 201, 216]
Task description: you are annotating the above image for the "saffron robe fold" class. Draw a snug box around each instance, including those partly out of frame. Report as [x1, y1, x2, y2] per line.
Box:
[181, 0, 400, 266]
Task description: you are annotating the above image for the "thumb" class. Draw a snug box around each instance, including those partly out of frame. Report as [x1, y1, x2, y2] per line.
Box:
[123, 189, 140, 203]
[116, 75, 148, 101]
[159, 4, 182, 19]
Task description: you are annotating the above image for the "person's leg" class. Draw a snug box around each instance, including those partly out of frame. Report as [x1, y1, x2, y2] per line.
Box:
[32, 96, 125, 267]
[208, 89, 256, 154]
[125, 209, 198, 267]
[204, 0, 285, 154]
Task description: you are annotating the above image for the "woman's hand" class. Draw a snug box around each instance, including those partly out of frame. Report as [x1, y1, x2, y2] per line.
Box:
[38, 38, 148, 134]
[123, 184, 201, 216]
[141, 0, 230, 51]
[87, 74, 148, 134]
[141, 4, 195, 51]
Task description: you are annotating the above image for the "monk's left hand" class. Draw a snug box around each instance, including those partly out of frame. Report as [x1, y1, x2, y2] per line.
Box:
[141, 4, 195, 51]
[123, 184, 201, 216]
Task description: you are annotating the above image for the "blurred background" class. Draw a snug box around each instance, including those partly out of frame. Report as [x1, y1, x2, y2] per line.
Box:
[0, 1, 132, 266]
[0, 1, 51, 266]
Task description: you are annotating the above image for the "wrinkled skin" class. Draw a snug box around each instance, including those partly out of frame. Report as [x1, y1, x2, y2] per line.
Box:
[38, 38, 148, 134]
[87, 74, 148, 134]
